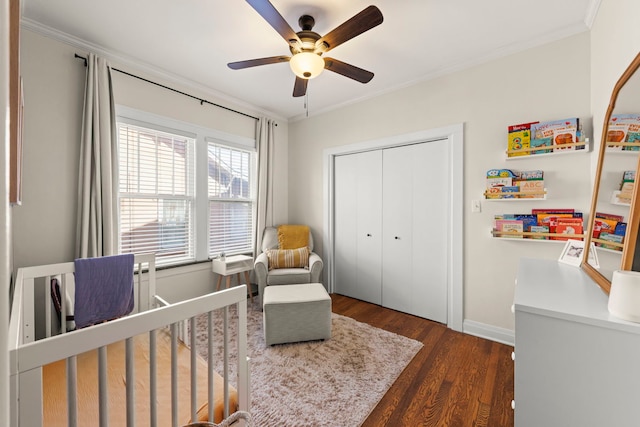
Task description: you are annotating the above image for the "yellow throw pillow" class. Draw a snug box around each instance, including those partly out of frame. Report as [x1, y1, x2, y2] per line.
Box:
[266, 247, 310, 270]
[277, 225, 309, 249]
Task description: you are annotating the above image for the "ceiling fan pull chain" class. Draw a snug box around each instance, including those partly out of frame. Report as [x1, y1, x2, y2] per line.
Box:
[305, 92, 309, 117]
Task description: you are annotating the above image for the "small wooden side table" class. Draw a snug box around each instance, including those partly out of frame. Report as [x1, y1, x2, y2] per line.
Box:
[211, 255, 254, 302]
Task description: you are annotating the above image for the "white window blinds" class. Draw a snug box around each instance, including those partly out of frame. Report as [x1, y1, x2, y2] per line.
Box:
[118, 123, 195, 266]
[208, 143, 253, 257]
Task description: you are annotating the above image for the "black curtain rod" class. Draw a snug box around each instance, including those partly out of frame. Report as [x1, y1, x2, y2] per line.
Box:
[74, 53, 262, 122]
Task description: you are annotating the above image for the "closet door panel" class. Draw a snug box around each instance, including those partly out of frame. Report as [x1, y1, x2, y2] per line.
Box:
[382, 141, 449, 322]
[334, 151, 382, 304]
[382, 145, 414, 313]
[334, 154, 359, 298]
[355, 150, 382, 304]
[411, 140, 449, 323]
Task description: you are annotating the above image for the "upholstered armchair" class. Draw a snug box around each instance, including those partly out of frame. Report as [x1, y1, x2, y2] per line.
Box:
[254, 226, 323, 306]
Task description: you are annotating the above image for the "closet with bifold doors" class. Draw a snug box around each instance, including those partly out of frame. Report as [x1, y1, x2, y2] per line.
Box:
[333, 139, 450, 323]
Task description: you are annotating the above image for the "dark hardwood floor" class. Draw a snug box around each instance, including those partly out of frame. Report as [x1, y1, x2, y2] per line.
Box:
[330, 293, 514, 427]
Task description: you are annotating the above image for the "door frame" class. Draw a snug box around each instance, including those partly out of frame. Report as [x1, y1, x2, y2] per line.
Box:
[323, 123, 464, 331]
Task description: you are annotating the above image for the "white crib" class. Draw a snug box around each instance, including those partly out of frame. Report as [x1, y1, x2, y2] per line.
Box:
[8, 254, 250, 427]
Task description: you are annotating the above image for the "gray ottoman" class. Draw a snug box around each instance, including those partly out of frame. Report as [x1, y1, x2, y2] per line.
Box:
[263, 283, 332, 346]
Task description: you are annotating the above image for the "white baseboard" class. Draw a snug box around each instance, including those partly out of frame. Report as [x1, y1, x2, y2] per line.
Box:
[463, 319, 514, 346]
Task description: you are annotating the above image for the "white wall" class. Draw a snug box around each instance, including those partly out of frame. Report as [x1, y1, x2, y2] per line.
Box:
[1, 0, 11, 422]
[289, 33, 593, 335]
[590, 0, 640, 160]
[14, 29, 289, 299]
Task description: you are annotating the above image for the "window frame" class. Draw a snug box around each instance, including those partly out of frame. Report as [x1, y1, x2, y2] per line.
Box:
[115, 106, 257, 267]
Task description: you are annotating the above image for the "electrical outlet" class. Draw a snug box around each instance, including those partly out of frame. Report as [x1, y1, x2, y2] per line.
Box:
[472, 200, 481, 213]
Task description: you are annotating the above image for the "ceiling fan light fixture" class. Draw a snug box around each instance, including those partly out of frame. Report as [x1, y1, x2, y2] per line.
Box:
[289, 52, 324, 79]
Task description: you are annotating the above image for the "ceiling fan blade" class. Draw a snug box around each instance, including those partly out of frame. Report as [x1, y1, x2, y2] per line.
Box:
[324, 58, 374, 83]
[316, 5, 383, 53]
[293, 77, 308, 97]
[228, 56, 290, 70]
[246, 0, 302, 48]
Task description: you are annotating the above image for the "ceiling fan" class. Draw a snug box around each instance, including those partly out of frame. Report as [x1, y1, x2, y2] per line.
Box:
[228, 0, 383, 97]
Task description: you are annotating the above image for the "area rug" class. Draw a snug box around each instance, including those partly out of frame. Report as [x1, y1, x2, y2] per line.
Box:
[192, 300, 423, 426]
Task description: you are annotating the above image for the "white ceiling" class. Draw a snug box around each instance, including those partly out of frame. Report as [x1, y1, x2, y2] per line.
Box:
[22, 0, 600, 121]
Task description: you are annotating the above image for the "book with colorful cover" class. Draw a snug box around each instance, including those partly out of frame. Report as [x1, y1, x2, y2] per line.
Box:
[507, 122, 538, 157]
[599, 233, 624, 250]
[530, 137, 553, 154]
[500, 186, 519, 198]
[593, 218, 618, 239]
[530, 225, 549, 240]
[615, 222, 627, 237]
[608, 114, 640, 150]
[596, 212, 625, 222]
[607, 123, 629, 150]
[519, 170, 544, 180]
[531, 118, 579, 152]
[517, 180, 545, 198]
[626, 131, 640, 151]
[500, 214, 538, 234]
[531, 208, 575, 215]
[516, 214, 538, 231]
[495, 219, 523, 238]
[486, 169, 517, 198]
[536, 213, 574, 233]
[552, 127, 577, 151]
[553, 218, 584, 241]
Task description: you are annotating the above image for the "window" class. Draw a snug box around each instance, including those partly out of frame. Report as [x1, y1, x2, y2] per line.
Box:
[208, 143, 253, 256]
[116, 109, 256, 267]
[118, 123, 195, 266]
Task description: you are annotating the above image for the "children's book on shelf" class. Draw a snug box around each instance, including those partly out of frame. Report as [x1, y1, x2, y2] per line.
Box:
[497, 214, 537, 234]
[599, 233, 624, 250]
[615, 222, 627, 237]
[495, 219, 523, 238]
[507, 122, 538, 157]
[530, 137, 553, 154]
[608, 114, 640, 150]
[531, 118, 581, 152]
[486, 169, 545, 199]
[517, 180, 545, 198]
[552, 217, 584, 241]
[536, 213, 574, 233]
[592, 212, 626, 242]
[486, 169, 517, 199]
[530, 225, 549, 239]
[618, 170, 635, 204]
[494, 208, 583, 240]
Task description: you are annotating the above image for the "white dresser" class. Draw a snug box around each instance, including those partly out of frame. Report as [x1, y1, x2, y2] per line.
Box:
[514, 258, 640, 427]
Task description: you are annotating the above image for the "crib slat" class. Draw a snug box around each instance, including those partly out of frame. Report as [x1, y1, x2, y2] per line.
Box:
[60, 274, 67, 334]
[98, 346, 109, 427]
[22, 277, 35, 343]
[170, 323, 178, 427]
[223, 306, 229, 418]
[126, 337, 135, 427]
[207, 311, 214, 423]
[67, 355, 78, 427]
[45, 275, 52, 338]
[149, 330, 157, 426]
[237, 295, 250, 416]
[190, 316, 197, 422]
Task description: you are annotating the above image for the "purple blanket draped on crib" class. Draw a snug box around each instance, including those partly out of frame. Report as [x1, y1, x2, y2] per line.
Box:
[74, 254, 135, 329]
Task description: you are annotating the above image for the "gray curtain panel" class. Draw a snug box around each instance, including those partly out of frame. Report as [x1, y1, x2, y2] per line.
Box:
[76, 53, 117, 258]
[254, 117, 276, 256]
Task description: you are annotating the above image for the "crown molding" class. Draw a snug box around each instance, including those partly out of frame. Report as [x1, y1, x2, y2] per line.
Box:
[20, 17, 287, 123]
[584, 0, 602, 28]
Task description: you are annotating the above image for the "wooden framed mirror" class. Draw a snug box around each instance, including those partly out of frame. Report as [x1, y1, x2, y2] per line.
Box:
[582, 52, 640, 293]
